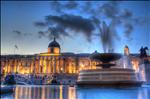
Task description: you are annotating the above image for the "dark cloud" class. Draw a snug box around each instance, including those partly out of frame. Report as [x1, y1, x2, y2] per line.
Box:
[49, 1, 79, 14]
[34, 21, 48, 28]
[13, 30, 32, 37]
[100, 1, 119, 19]
[121, 9, 133, 19]
[97, 1, 148, 48]
[47, 1, 147, 39]
[133, 17, 150, 25]
[65, 1, 78, 9]
[37, 25, 70, 40]
[46, 14, 95, 32]
[124, 23, 133, 38]
[38, 31, 46, 38]
[13, 30, 22, 35]
[47, 26, 69, 40]
[82, 1, 97, 16]
[34, 1, 148, 52]
[49, 1, 63, 13]
[35, 14, 95, 41]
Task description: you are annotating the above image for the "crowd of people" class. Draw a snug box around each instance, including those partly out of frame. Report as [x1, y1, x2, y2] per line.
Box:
[2, 73, 78, 85]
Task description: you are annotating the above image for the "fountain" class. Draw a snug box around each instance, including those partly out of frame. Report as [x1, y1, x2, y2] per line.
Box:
[77, 52, 143, 87]
[91, 53, 121, 68]
[77, 21, 142, 87]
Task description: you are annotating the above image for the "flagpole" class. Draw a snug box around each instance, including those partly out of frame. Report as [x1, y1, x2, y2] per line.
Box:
[14, 45, 19, 55]
[14, 46, 15, 55]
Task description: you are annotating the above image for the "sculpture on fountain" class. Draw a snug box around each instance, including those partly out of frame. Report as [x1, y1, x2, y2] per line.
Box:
[140, 46, 149, 58]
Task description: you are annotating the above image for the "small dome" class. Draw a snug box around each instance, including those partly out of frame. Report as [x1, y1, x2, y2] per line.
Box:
[125, 45, 129, 48]
[48, 38, 60, 48]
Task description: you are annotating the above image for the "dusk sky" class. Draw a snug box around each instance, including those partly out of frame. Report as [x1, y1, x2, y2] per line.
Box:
[1, 1, 150, 55]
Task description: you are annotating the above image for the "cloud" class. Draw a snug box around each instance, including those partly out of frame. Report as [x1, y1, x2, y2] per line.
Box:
[37, 25, 70, 40]
[38, 31, 46, 38]
[124, 23, 133, 38]
[46, 14, 95, 34]
[100, 1, 119, 19]
[49, 1, 79, 13]
[34, 21, 48, 28]
[65, 1, 78, 9]
[35, 14, 95, 41]
[121, 9, 133, 19]
[34, 1, 149, 52]
[13, 30, 22, 35]
[49, 1, 63, 13]
[13, 30, 32, 37]
[47, 26, 70, 39]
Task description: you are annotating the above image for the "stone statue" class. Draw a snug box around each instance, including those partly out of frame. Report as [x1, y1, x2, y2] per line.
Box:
[140, 46, 148, 58]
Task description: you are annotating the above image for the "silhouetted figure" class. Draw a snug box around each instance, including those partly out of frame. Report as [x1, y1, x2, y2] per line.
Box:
[4, 74, 16, 85]
[51, 75, 60, 85]
[140, 46, 148, 58]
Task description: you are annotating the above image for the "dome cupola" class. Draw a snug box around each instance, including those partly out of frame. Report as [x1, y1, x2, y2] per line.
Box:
[48, 38, 60, 54]
[48, 38, 60, 48]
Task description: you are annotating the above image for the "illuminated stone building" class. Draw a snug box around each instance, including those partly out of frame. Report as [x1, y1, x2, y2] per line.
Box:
[1, 39, 150, 82]
[1, 38, 98, 75]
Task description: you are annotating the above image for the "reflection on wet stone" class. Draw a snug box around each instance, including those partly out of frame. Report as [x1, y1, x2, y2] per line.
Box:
[14, 85, 76, 99]
[2, 85, 150, 99]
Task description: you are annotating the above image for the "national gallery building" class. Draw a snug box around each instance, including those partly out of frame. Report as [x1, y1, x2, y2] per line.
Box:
[1, 38, 150, 77]
[1, 38, 98, 75]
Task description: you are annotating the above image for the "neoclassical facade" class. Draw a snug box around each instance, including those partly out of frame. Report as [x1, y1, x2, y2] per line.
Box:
[1, 38, 98, 75]
[1, 39, 150, 77]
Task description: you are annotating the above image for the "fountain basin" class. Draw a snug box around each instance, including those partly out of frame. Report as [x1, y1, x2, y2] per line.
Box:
[90, 53, 122, 63]
[77, 53, 142, 87]
[77, 68, 142, 87]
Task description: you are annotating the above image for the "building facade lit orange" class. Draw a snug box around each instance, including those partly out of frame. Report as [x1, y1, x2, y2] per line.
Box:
[1, 39, 150, 76]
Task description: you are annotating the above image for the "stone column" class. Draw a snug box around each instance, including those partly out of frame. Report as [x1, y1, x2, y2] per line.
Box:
[63, 58, 65, 73]
[31, 59, 34, 74]
[6, 60, 8, 73]
[45, 57, 48, 74]
[58, 57, 61, 73]
[37, 58, 39, 74]
[50, 56, 53, 73]
[54, 56, 56, 73]
[75, 57, 79, 73]
[32, 59, 34, 74]
[38, 57, 41, 74]
[16, 59, 18, 73]
[9, 60, 11, 73]
[42, 57, 47, 74]
[47, 57, 50, 74]
[7, 60, 9, 73]
[29, 60, 31, 74]
[34, 58, 37, 74]
[56, 57, 59, 73]
[35, 58, 37, 74]
[35, 57, 38, 74]
[11, 60, 13, 73]
[55, 57, 57, 73]
[8, 60, 10, 73]
[41, 57, 45, 75]
[14, 59, 17, 73]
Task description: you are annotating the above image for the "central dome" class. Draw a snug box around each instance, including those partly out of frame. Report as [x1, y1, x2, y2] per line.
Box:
[48, 38, 60, 48]
[48, 38, 60, 54]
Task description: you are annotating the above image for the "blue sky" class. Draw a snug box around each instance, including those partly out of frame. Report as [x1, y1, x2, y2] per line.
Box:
[1, 1, 150, 55]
